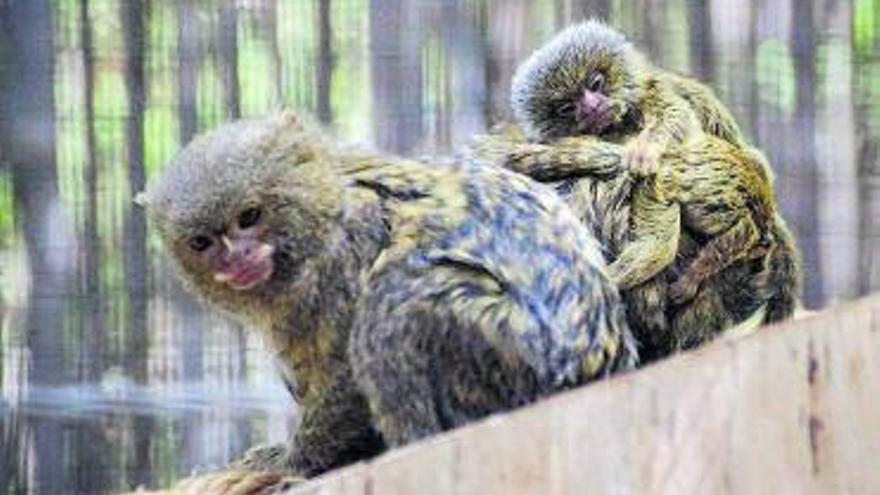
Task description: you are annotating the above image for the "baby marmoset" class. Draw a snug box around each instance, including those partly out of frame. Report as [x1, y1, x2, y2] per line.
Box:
[512, 20, 747, 156]
[508, 20, 792, 307]
[141, 113, 636, 477]
[471, 128, 800, 360]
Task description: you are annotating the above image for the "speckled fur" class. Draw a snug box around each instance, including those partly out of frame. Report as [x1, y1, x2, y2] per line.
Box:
[470, 127, 801, 361]
[144, 113, 636, 476]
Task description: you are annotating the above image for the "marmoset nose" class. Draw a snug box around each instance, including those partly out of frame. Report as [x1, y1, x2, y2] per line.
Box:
[579, 90, 603, 112]
[221, 235, 264, 259]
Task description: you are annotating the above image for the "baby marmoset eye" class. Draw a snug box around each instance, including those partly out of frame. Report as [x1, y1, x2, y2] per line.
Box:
[238, 206, 262, 229]
[587, 72, 606, 93]
[555, 101, 576, 117]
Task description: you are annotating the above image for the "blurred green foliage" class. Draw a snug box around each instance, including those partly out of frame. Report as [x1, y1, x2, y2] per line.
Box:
[854, 0, 878, 57]
[755, 40, 796, 116]
[0, 171, 12, 248]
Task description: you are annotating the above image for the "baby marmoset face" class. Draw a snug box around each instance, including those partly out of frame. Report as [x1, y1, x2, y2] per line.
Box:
[142, 114, 337, 314]
[511, 20, 645, 142]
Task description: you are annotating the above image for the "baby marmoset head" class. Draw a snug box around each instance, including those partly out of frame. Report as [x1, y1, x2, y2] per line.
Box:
[140, 113, 341, 319]
[511, 20, 646, 141]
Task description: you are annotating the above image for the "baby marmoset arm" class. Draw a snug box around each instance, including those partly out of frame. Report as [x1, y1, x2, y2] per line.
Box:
[470, 128, 624, 181]
[476, 129, 776, 302]
[469, 127, 800, 360]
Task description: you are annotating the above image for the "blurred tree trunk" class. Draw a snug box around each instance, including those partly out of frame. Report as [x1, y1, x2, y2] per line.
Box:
[316, 0, 334, 124]
[265, 2, 284, 105]
[423, 3, 452, 150]
[370, 0, 424, 153]
[710, 1, 756, 136]
[613, 1, 645, 40]
[438, 0, 486, 150]
[854, 8, 880, 294]
[0, 0, 69, 492]
[554, 0, 565, 28]
[178, 2, 199, 144]
[859, 164, 880, 294]
[73, 1, 111, 492]
[787, 0, 822, 306]
[175, 1, 204, 384]
[482, 0, 528, 125]
[122, 0, 153, 488]
[642, 0, 660, 61]
[687, 0, 715, 82]
[571, 0, 610, 21]
[751, 0, 822, 307]
[0, 411, 26, 492]
[122, 0, 149, 390]
[79, 0, 104, 383]
[177, 1, 208, 474]
[815, 0, 859, 303]
[219, 2, 241, 120]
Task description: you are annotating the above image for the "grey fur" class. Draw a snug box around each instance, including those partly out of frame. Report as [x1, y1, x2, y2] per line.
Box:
[511, 20, 642, 141]
[145, 114, 636, 476]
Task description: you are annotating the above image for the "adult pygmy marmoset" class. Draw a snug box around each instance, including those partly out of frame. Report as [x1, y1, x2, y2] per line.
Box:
[141, 112, 637, 477]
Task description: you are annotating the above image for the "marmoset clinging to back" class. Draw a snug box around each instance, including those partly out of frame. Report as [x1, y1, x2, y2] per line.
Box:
[471, 126, 801, 360]
[506, 20, 792, 308]
[141, 112, 636, 477]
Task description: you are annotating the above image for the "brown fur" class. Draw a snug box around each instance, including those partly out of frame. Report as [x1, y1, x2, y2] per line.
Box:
[470, 126, 801, 360]
[143, 113, 635, 476]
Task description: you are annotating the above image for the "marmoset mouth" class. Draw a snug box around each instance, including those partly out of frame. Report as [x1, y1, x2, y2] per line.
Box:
[214, 245, 276, 290]
[215, 261, 274, 290]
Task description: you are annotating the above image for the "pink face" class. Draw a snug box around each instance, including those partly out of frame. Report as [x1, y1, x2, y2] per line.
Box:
[573, 72, 615, 135]
[183, 205, 276, 291]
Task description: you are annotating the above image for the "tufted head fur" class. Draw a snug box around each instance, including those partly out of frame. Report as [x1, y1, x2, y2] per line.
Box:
[141, 112, 343, 323]
[511, 20, 646, 141]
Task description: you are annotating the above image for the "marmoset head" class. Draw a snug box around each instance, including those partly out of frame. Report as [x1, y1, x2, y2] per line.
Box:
[139, 113, 341, 317]
[511, 20, 644, 141]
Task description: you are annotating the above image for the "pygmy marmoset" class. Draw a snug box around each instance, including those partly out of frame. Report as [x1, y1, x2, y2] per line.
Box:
[504, 20, 800, 315]
[141, 112, 637, 477]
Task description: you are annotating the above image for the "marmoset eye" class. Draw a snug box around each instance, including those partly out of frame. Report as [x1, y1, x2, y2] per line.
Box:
[238, 207, 262, 229]
[188, 235, 213, 252]
[556, 101, 577, 117]
[588, 72, 606, 92]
